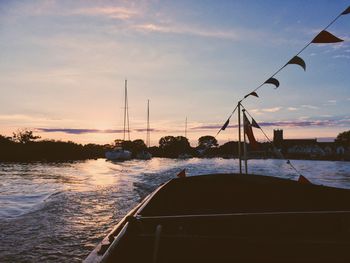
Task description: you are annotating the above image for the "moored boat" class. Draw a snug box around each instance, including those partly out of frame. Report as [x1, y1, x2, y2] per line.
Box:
[105, 147, 132, 161]
[106, 80, 132, 161]
[84, 173, 350, 263]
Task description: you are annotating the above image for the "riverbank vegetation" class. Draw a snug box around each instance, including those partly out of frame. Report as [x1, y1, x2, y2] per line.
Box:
[0, 129, 349, 162]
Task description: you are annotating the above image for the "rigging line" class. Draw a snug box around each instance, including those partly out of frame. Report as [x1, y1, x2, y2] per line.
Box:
[215, 104, 238, 137]
[241, 104, 303, 177]
[241, 7, 346, 102]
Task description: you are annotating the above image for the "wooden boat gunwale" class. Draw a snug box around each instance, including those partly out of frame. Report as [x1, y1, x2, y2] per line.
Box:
[84, 180, 170, 263]
[84, 173, 350, 263]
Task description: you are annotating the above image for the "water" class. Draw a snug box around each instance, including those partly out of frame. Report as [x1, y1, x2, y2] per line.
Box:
[0, 158, 350, 262]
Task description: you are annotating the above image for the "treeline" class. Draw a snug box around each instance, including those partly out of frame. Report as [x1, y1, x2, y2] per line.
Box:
[1, 129, 349, 162]
[0, 130, 105, 161]
[0, 130, 244, 162]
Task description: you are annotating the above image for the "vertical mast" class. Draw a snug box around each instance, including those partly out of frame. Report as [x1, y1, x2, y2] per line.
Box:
[146, 99, 150, 147]
[123, 79, 130, 141]
[238, 101, 242, 174]
[185, 117, 187, 138]
[242, 109, 248, 174]
[123, 79, 127, 141]
[126, 82, 130, 141]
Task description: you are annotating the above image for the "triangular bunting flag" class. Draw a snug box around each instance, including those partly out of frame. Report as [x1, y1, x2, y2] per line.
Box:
[342, 6, 350, 15]
[221, 118, 230, 131]
[298, 175, 312, 184]
[244, 91, 259, 99]
[264, 77, 280, 89]
[287, 56, 306, 71]
[243, 112, 259, 150]
[312, 30, 343, 43]
[177, 169, 186, 178]
[251, 118, 260, 129]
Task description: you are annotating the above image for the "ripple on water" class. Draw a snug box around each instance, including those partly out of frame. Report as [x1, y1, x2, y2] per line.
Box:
[1, 158, 350, 262]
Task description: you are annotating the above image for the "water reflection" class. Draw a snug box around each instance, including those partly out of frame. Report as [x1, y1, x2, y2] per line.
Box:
[0, 158, 350, 262]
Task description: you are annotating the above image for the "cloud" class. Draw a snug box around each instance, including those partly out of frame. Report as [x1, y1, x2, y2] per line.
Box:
[301, 104, 319, 110]
[287, 107, 298, 111]
[250, 107, 282, 115]
[262, 107, 282, 113]
[36, 128, 160, 134]
[132, 23, 242, 41]
[73, 6, 138, 20]
[333, 54, 350, 59]
[191, 117, 350, 131]
[323, 99, 337, 106]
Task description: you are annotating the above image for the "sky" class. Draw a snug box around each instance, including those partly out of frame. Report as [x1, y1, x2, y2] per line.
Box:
[0, 0, 350, 146]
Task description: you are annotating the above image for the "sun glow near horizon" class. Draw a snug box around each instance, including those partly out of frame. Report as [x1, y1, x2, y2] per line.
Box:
[1, 0, 349, 145]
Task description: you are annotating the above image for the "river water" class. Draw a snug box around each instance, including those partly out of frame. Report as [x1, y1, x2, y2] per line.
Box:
[1, 158, 350, 262]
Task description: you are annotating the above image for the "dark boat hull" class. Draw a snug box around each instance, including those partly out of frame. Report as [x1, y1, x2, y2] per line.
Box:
[85, 174, 350, 263]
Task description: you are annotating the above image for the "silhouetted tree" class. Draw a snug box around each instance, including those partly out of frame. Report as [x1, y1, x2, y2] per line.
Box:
[198, 135, 218, 149]
[159, 136, 191, 157]
[335, 130, 350, 146]
[121, 139, 147, 156]
[12, 129, 40, 144]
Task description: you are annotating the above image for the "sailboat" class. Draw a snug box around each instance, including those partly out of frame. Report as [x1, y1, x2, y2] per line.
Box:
[105, 80, 132, 161]
[136, 100, 152, 160]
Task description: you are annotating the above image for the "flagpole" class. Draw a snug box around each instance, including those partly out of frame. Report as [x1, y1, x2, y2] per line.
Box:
[242, 109, 248, 175]
[238, 101, 242, 174]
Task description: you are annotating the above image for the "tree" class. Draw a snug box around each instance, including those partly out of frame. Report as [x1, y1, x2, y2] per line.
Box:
[121, 139, 147, 154]
[198, 135, 218, 149]
[12, 129, 40, 144]
[335, 130, 350, 146]
[159, 136, 191, 157]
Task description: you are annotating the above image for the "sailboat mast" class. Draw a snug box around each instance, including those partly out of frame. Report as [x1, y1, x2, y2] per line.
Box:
[123, 79, 130, 141]
[146, 99, 150, 147]
[123, 80, 127, 141]
[126, 83, 130, 141]
[185, 117, 187, 138]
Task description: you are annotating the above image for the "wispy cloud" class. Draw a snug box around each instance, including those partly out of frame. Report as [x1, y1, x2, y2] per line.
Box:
[251, 107, 282, 115]
[323, 99, 337, 106]
[301, 104, 319, 110]
[36, 128, 161, 134]
[73, 6, 138, 20]
[333, 54, 350, 59]
[287, 107, 298, 111]
[191, 117, 350, 131]
[132, 23, 243, 41]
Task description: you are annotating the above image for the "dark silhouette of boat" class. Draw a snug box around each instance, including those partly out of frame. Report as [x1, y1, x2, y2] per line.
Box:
[84, 173, 350, 263]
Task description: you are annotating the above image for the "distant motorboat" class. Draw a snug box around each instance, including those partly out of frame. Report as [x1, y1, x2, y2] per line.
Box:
[105, 147, 132, 161]
[136, 150, 152, 160]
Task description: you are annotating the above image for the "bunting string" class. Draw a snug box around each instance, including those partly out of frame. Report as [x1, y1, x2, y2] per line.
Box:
[215, 103, 238, 136]
[241, 5, 349, 101]
[214, 6, 349, 178]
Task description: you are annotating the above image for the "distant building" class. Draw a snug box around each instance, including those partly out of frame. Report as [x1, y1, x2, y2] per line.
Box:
[272, 129, 347, 159]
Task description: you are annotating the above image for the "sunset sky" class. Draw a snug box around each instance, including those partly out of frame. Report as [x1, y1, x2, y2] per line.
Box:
[1, 0, 350, 146]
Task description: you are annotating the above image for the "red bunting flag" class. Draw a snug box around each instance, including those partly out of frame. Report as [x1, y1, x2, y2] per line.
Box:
[177, 169, 186, 178]
[298, 175, 312, 184]
[244, 91, 259, 99]
[312, 30, 343, 43]
[342, 6, 350, 15]
[243, 112, 259, 150]
[264, 77, 280, 89]
[221, 118, 230, 131]
[287, 56, 306, 71]
[251, 118, 260, 129]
